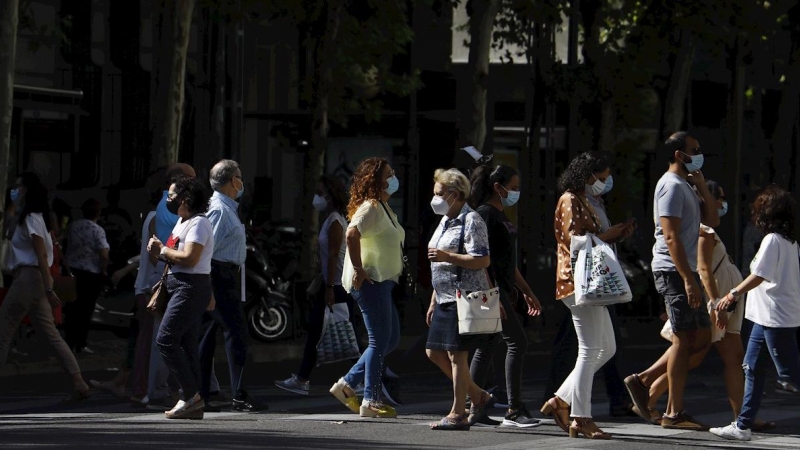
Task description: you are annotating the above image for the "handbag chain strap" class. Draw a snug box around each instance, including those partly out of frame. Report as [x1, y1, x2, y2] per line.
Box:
[379, 201, 409, 270]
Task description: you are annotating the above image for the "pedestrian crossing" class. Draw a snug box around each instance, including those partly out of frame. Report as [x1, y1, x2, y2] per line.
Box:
[2, 389, 800, 449]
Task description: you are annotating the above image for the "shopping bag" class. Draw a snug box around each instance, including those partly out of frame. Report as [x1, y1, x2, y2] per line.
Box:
[316, 303, 360, 366]
[53, 273, 77, 303]
[571, 233, 632, 306]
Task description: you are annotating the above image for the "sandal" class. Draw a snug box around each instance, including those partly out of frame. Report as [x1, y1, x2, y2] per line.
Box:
[569, 417, 611, 439]
[540, 396, 570, 432]
[431, 414, 470, 431]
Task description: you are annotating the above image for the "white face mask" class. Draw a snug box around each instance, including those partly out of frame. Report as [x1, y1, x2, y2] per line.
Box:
[430, 193, 453, 215]
[586, 174, 606, 196]
[312, 194, 328, 212]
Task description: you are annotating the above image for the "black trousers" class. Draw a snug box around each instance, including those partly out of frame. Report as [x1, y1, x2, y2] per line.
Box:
[64, 268, 106, 350]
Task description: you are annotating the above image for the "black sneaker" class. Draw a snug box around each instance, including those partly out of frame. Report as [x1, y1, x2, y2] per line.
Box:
[485, 386, 509, 409]
[232, 396, 267, 412]
[501, 405, 541, 428]
[468, 394, 500, 428]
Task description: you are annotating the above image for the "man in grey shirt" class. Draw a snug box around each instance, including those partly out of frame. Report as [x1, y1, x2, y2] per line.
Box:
[624, 131, 719, 430]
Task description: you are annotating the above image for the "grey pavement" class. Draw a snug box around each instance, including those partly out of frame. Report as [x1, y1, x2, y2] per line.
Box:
[1, 319, 800, 449]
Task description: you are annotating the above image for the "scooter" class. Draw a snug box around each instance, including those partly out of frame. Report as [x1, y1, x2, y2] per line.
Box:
[243, 231, 296, 342]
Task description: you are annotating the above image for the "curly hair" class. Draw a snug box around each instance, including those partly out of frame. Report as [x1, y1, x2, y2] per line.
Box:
[751, 184, 797, 243]
[320, 174, 348, 214]
[347, 157, 389, 219]
[557, 151, 610, 194]
[468, 164, 518, 208]
[172, 176, 211, 216]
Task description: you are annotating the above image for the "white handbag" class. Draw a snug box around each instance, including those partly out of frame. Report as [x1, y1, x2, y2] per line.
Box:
[452, 217, 503, 335]
[570, 233, 632, 306]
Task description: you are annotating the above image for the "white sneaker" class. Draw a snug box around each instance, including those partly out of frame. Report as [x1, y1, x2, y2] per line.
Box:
[776, 380, 799, 393]
[274, 374, 310, 395]
[710, 422, 751, 441]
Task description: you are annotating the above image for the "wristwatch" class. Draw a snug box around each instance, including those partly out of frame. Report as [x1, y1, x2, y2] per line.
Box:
[45, 287, 54, 294]
[729, 288, 739, 300]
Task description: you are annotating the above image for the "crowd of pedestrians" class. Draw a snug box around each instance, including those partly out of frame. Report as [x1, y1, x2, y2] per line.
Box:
[0, 131, 798, 442]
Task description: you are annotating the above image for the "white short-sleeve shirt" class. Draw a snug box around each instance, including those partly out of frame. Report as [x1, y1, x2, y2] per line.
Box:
[745, 233, 800, 328]
[8, 213, 53, 270]
[168, 215, 214, 275]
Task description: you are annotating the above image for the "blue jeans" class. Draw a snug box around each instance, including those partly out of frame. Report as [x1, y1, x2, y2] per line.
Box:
[737, 323, 800, 429]
[343, 280, 400, 402]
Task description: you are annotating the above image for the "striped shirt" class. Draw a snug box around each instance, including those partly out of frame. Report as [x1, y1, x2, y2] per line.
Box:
[206, 190, 246, 265]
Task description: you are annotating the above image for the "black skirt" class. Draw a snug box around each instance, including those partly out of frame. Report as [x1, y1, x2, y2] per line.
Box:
[426, 301, 491, 352]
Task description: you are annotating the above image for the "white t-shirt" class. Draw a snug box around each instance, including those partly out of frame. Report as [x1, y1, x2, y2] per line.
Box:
[168, 215, 214, 275]
[8, 213, 53, 270]
[745, 233, 800, 328]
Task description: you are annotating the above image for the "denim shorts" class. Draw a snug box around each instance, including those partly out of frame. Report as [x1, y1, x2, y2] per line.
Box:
[654, 270, 711, 333]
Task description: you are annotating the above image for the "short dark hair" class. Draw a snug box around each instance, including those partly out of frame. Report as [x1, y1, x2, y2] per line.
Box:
[81, 198, 101, 220]
[172, 176, 211, 215]
[663, 131, 695, 163]
[751, 184, 797, 243]
[557, 151, 610, 194]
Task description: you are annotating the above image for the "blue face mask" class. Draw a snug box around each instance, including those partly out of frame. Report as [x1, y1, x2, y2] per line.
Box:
[385, 175, 399, 196]
[500, 185, 520, 207]
[601, 175, 613, 195]
[718, 201, 728, 217]
[9, 188, 20, 204]
[681, 152, 704, 172]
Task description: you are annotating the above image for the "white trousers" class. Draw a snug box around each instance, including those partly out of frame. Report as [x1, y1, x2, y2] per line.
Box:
[555, 294, 616, 418]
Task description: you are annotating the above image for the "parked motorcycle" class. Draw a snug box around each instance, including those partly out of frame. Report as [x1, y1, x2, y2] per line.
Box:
[244, 231, 297, 342]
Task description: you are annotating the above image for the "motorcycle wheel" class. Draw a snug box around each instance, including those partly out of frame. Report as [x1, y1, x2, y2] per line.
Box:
[246, 301, 291, 342]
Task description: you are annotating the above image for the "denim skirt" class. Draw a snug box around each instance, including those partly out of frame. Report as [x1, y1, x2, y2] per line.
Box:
[426, 301, 489, 352]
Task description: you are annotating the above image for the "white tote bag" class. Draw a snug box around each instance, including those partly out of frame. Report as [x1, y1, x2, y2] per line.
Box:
[452, 219, 502, 335]
[316, 303, 361, 366]
[571, 233, 632, 306]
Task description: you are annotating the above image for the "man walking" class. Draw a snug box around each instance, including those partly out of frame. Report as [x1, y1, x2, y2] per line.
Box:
[625, 131, 719, 430]
[199, 159, 263, 412]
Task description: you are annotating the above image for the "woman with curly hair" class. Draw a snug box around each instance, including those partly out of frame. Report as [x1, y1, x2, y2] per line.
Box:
[329, 158, 404, 418]
[541, 151, 633, 439]
[147, 176, 214, 420]
[275, 175, 361, 394]
[710, 184, 800, 442]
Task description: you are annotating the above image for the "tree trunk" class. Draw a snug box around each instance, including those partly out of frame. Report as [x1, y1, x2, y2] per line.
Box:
[0, 0, 19, 245]
[299, 0, 344, 279]
[151, 0, 196, 170]
[725, 38, 745, 268]
[458, 0, 501, 154]
[768, 9, 800, 187]
[661, 29, 695, 138]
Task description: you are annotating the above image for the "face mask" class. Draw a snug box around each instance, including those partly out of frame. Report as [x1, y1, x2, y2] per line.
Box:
[718, 201, 728, 217]
[9, 188, 20, 204]
[166, 199, 180, 215]
[385, 175, 399, 195]
[312, 194, 328, 212]
[601, 175, 613, 195]
[236, 181, 245, 200]
[430, 193, 453, 215]
[681, 152, 704, 172]
[500, 185, 520, 207]
[586, 175, 606, 196]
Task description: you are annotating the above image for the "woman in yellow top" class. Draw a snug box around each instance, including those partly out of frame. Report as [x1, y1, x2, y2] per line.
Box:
[329, 158, 405, 418]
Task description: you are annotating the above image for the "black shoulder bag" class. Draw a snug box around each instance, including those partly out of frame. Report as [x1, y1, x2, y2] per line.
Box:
[379, 201, 415, 296]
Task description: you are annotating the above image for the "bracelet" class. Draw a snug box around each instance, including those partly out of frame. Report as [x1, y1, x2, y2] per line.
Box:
[45, 287, 54, 294]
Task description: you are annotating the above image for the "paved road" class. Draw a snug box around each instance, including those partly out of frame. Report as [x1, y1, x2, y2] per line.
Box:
[2, 321, 800, 449]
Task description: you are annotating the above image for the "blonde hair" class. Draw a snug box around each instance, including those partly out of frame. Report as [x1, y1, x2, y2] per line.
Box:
[433, 168, 471, 201]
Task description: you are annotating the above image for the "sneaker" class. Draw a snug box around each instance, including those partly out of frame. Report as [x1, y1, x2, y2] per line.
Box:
[359, 401, 397, 418]
[501, 405, 541, 428]
[776, 380, 799, 393]
[468, 395, 500, 428]
[232, 396, 266, 412]
[274, 374, 310, 396]
[710, 422, 751, 441]
[89, 379, 126, 398]
[661, 411, 709, 431]
[165, 396, 205, 420]
[486, 387, 509, 409]
[329, 378, 360, 414]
